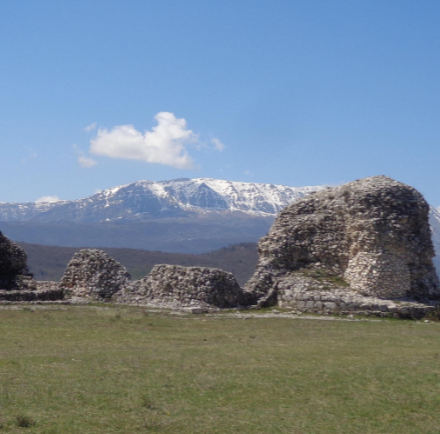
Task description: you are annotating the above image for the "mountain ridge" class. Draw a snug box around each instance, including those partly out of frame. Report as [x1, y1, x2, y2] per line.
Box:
[1, 178, 439, 268]
[0, 178, 324, 223]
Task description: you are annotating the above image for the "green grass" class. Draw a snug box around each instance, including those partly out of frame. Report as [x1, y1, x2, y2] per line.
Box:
[0, 306, 439, 433]
[300, 269, 350, 287]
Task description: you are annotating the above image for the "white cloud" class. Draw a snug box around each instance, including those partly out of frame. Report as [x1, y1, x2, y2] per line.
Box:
[78, 155, 98, 168]
[84, 122, 97, 132]
[211, 138, 225, 151]
[89, 112, 196, 169]
[73, 144, 97, 168]
[36, 195, 61, 203]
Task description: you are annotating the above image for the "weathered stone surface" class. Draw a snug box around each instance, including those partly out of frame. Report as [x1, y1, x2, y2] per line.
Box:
[114, 264, 254, 309]
[246, 176, 440, 306]
[0, 230, 35, 290]
[36, 281, 60, 292]
[60, 249, 130, 300]
[276, 285, 434, 319]
[0, 287, 64, 302]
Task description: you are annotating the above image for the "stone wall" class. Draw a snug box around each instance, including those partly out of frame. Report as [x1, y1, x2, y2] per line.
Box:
[0, 286, 64, 302]
[114, 264, 254, 309]
[60, 249, 130, 300]
[58, 250, 253, 309]
[275, 274, 433, 319]
[246, 176, 440, 306]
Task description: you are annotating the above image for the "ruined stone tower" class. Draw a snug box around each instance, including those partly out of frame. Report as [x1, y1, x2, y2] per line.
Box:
[245, 176, 440, 305]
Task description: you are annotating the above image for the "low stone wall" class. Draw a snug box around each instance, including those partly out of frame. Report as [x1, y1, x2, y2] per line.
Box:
[0, 287, 64, 302]
[36, 281, 60, 291]
[277, 286, 434, 319]
[249, 269, 436, 319]
[114, 264, 255, 310]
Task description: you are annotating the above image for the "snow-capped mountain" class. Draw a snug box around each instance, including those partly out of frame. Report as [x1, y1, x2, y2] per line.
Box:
[0, 200, 68, 222]
[0, 178, 324, 223]
[429, 205, 440, 243]
[1, 178, 439, 263]
[429, 207, 440, 233]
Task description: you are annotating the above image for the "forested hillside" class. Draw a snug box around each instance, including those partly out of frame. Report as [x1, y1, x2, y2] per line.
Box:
[18, 242, 259, 286]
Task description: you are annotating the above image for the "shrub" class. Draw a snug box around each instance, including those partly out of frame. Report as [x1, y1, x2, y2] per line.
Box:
[16, 415, 35, 428]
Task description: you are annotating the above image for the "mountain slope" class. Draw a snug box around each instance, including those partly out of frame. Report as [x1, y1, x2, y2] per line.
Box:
[1, 179, 439, 269]
[429, 207, 440, 274]
[0, 214, 272, 254]
[18, 241, 259, 285]
[0, 178, 323, 223]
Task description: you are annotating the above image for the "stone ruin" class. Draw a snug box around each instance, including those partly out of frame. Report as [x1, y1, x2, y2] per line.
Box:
[59, 249, 131, 300]
[60, 175, 440, 317]
[58, 249, 250, 309]
[1, 175, 439, 318]
[114, 264, 253, 310]
[245, 176, 440, 317]
[0, 240, 249, 309]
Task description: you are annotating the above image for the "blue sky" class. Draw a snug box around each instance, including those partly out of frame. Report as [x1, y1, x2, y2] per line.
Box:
[1, 1, 440, 205]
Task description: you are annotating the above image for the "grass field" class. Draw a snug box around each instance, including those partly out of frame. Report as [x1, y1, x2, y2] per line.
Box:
[0, 306, 439, 433]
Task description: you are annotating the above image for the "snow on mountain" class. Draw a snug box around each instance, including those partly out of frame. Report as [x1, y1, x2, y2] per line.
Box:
[0, 200, 68, 222]
[1, 178, 440, 267]
[429, 207, 440, 274]
[1, 177, 439, 260]
[0, 178, 325, 223]
[121, 178, 323, 216]
[430, 207, 440, 247]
